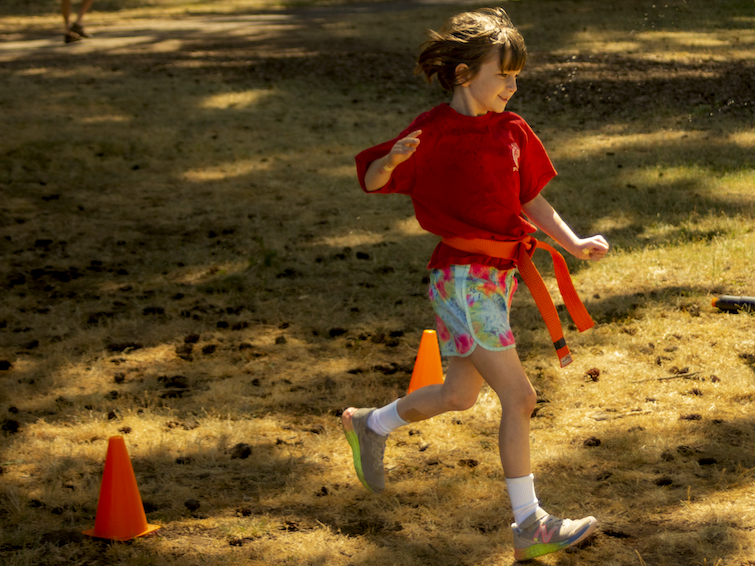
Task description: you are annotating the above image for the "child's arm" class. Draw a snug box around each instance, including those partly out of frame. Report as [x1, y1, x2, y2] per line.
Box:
[364, 130, 422, 192]
[521, 194, 609, 260]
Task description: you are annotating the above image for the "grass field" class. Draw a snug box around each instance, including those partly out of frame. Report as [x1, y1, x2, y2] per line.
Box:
[1, 0, 755, 564]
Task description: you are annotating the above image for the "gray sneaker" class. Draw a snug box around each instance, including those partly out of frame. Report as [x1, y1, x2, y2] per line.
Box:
[512, 507, 597, 561]
[341, 407, 387, 493]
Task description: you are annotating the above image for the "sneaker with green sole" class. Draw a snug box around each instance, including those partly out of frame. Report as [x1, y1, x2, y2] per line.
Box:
[512, 507, 597, 561]
[341, 407, 387, 494]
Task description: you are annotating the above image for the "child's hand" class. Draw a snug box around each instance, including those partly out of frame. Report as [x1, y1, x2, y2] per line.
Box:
[364, 130, 423, 191]
[386, 130, 422, 168]
[574, 236, 609, 261]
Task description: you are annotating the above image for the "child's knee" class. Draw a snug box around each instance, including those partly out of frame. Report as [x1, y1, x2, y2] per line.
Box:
[442, 388, 478, 412]
[520, 389, 538, 416]
[502, 388, 537, 417]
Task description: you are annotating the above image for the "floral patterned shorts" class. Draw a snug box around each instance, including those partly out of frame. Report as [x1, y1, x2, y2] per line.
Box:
[428, 264, 518, 357]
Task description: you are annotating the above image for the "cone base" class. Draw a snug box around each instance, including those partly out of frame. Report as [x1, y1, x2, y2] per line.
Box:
[83, 523, 160, 542]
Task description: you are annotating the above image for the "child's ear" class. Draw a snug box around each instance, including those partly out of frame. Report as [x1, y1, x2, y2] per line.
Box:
[455, 63, 470, 86]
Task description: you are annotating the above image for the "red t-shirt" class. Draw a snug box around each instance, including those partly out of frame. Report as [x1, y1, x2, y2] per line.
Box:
[355, 104, 557, 270]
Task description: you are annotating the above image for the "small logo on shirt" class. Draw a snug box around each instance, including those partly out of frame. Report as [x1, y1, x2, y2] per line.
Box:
[511, 143, 521, 171]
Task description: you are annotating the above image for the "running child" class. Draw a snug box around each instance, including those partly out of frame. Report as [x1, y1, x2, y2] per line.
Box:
[342, 7, 609, 561]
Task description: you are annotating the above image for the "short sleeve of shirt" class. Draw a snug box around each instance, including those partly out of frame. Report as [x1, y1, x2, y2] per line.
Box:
[515, 119, 557, 204]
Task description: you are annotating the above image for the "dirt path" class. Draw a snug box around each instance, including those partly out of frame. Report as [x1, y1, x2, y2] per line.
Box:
[0, 1, 446, 63]
[0, 14, 306, 63]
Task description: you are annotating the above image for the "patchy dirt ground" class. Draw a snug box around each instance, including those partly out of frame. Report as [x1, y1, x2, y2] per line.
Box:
[2, 2, 755, 565]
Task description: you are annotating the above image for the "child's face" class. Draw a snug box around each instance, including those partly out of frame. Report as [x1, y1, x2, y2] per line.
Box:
[452, 51, 520, 117]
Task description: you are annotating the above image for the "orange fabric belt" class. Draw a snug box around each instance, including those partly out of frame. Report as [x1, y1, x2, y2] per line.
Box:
[442, 235, 594, 368]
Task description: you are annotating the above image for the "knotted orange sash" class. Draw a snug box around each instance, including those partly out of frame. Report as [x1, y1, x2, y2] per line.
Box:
[442, 235, 594, 367]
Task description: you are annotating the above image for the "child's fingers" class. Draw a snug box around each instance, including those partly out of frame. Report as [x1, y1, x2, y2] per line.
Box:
[394, 144, 417, 156]
[582, 249, 608, 261]
[393, 138, 420, 155]
[404, 132, 422, 147]
[592, 235, 609, 250]
[586, 237, 609, 252]
[402, 130, 422, 145]
[581, 237, 609, 260]
[388, 130, 423, 164]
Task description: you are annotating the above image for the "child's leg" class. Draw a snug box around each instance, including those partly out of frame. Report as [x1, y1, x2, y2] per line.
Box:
[467, 346, 598, 559]
[466, 346, 535, 479]
[75, 0, 94, 26]
[397, 353, 484, 422]
[62, 0, 72, 30]
[342, 354, 483, 493]
[465, 346, 539, 526]
[65, 0, 94, 38]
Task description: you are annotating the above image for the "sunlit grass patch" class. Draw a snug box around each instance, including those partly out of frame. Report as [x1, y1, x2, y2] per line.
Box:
[1, 1, 755, 565]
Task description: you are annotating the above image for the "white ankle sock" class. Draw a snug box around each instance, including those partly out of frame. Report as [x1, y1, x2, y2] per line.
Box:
[367, 399, 409, 436]
[506, 474, 541, 526]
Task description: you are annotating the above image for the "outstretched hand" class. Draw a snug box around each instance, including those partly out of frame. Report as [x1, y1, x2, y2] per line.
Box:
[575, 236, 609, 261]
[386, 130, 422, 169]
[364, 130, 423, 192]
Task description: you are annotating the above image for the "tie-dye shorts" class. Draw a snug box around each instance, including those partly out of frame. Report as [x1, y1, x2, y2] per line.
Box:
[428, 264, 518, 357]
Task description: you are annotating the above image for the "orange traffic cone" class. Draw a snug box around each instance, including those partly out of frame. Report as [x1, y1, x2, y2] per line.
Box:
[83, 436, 160, 541]
[407, 330, 444, 394]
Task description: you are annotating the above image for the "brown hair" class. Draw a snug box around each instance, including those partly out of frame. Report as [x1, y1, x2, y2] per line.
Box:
[415, 7, 527, 91]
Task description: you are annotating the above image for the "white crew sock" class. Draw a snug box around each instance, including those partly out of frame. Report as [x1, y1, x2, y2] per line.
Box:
[367, 399, 409, 436]
[506, 474, 541, 526]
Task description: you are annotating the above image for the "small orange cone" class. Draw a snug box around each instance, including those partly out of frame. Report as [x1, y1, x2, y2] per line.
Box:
[407, 330, 444, 394]
[83, 436, 160, 541]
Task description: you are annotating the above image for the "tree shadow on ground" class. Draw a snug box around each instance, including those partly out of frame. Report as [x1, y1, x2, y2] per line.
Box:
[532, 413, 755, 565]
[2, 3, 755, 565]
[6, 411, 753, 565]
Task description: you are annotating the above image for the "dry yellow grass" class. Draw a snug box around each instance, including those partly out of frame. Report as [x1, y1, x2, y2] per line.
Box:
[1, 1, 755, 565]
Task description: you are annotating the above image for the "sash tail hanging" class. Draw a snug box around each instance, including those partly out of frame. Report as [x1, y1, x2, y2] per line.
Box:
[441, 235, 595, 368]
